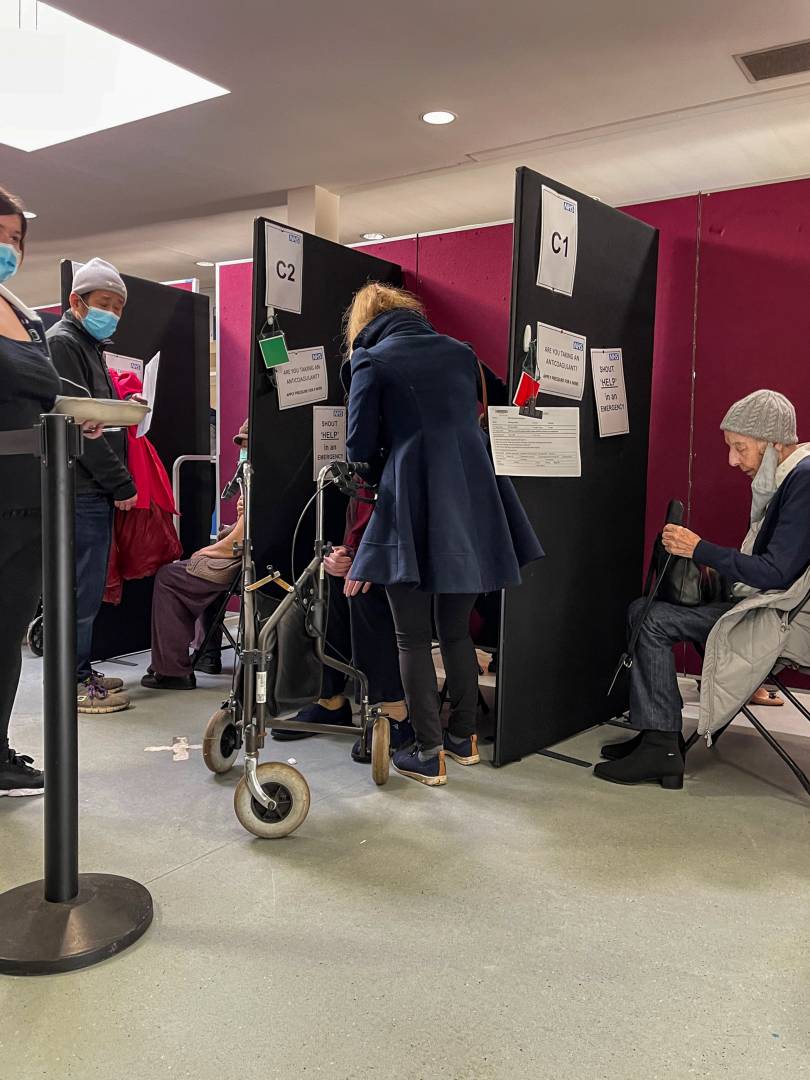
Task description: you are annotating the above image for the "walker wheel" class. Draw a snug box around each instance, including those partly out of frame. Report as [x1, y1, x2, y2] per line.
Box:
[27, 615, 43, 657]
[202, 708, 240, 774]
[371, 715, 391, 786]
[234, 762, 310, 839]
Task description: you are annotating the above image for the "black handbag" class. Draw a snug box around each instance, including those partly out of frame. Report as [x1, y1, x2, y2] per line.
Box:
[254, 592, 323, 718]
[646, 533, 724, 607]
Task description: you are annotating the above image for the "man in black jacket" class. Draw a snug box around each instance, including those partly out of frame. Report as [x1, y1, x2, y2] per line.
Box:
[47, 258, 134, 714]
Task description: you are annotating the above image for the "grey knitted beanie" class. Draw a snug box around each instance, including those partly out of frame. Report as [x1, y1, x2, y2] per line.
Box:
[720, 389, 797, 445]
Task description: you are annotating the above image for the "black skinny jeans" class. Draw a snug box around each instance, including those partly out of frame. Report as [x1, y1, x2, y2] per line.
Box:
[0, 511, 42, 758]
[386, 586, 478, 752]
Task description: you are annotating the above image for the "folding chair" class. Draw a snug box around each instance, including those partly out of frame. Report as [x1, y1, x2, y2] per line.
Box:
[190, 573, 241, 672]
[686, 586, 810, 797]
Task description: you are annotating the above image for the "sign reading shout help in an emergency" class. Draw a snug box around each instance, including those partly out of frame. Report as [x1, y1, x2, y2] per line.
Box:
[264, 221, 303, 314]
[313, 407, 346, 480]
[591, 348, 629, 437]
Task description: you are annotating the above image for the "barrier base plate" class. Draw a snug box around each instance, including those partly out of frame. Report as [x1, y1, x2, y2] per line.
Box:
[0, 873, 153, 975]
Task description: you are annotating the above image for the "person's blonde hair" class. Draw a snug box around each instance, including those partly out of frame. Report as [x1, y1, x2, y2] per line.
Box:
[344, 282, 425, 354]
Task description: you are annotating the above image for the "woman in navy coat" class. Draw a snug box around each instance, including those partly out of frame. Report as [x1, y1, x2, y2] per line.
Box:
[345, 284, 543, 787]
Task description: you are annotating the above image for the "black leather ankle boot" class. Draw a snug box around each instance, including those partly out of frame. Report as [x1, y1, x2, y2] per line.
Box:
[593, 730, 684, 788]
[601, 730, 686, 762]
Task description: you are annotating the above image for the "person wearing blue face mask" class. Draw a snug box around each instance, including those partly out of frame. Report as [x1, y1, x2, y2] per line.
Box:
[47, 258, 136, 715]
[0, 187, 106, 795]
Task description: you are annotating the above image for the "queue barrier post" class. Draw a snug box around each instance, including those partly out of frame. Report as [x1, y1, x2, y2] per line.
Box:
[0, 414, 153, 976]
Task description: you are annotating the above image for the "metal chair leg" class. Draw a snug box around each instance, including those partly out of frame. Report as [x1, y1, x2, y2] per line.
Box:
[740, 705, 810, 796]
[769, 675, 810, 726]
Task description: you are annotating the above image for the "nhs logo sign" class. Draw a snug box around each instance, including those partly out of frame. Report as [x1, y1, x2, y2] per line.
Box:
[609, 351, 621, 361]
[573, 341, 584, 351]
[563, 201, 575, 213]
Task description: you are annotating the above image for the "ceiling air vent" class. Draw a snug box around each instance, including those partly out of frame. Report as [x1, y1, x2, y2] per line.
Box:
[735, 39, 810, 82]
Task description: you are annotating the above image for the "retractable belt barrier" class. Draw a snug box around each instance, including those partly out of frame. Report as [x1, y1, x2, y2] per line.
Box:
[0, 414, 153, 976]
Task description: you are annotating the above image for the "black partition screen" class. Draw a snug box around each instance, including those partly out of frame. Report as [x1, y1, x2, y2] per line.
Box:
[495, 168, 659, 766]
[60, 263, 211, 661]
[248, 219, 401, 582]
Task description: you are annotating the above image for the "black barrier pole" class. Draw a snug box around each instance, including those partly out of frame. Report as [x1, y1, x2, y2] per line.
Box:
[0, 415, 153, 976]
[41, 413, 80, 902]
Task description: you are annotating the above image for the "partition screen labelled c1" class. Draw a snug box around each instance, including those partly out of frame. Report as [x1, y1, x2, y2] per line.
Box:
[494, 168, 659, 766]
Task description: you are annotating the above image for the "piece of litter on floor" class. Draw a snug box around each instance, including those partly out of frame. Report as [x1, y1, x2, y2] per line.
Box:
[144, 736, 203, 762]
[360, 840, 367, 845]
[287, 758, 297, 765]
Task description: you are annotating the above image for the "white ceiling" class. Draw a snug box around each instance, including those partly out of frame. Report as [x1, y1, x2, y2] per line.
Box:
[4, 0, 810, 303]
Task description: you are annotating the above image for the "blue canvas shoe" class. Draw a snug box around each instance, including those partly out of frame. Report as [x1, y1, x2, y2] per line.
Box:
[392, 745, 447, 786]
[351, 717, 415, 764]
[271, 699, 353, 741]
[443, 731, 480, 765]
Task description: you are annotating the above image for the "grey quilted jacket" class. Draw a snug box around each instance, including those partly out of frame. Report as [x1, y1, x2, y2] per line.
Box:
[698, 565, 810, 736]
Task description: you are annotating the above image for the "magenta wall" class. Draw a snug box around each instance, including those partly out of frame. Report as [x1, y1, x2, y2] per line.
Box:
[217, 260, 253, 515]
[691, 181, 810, 545]
[620, 196, 699, 558]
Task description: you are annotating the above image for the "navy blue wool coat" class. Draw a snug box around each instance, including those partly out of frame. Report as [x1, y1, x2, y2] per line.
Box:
[345, 309, 544, 593]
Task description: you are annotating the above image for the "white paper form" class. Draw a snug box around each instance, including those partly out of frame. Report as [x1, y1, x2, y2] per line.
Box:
[313, 406, 347, 480]
[536, 322, 587, 401]
[591, 348, 629, 437]
[276, 347, 328, 410]
[136, 352, 160, 437]
[487, 406, 581, 477]
[536, 186, 578, 296]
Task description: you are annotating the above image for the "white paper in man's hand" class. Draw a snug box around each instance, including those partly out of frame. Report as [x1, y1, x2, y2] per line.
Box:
[136, 352, 160, 438]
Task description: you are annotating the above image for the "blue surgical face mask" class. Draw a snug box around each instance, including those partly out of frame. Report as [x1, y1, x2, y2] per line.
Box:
[80, 299, 120, 341]
[0, 242, 20, 284]
[239, 447, 248, 463]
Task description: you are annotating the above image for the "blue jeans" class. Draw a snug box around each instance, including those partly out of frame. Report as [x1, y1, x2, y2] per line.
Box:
[75, 494, 113, 681]
[627, 598, 735, 731]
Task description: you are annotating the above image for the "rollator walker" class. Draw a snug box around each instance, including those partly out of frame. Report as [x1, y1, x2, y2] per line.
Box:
[202, 458, 391, 838]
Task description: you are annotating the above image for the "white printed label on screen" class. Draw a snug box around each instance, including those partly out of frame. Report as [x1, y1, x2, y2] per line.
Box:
[536, 322, 587, 401]
[537, 186, 578, 297]
[487, 406, 581, 478]
[313, 406, 346, 480]
[276, 347, 328, 410]
[104, 352, 143, 382]
[591, 348, 629, 437]
[264, 221, 304, 314]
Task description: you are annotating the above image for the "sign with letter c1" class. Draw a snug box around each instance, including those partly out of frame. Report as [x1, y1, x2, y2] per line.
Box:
[265, 221, 304, 314]
[537, 186, 578, 297]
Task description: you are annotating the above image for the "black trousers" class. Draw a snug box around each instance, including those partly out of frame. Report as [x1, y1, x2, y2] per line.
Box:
[321, 579, 403, 703]
[386, 586, 478, 751]
[0, 511, 42, 757]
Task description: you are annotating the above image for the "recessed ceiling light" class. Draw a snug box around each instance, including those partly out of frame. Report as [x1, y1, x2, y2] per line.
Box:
[195, 260, 215, 267]
[0, 3, 229, 152]
[361, 232, 385, 241]
[421, 110, 457, 125]
[23, 210, 37, 219]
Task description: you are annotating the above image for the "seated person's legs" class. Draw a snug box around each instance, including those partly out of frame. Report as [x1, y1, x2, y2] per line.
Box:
[194, 596, 225, 675]
[271, 575, 354, 740]
[595, 598, 734, 787]
[143, 562, 227, 690]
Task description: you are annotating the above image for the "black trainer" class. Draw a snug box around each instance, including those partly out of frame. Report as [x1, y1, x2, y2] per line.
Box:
[0, 749, 44, 797]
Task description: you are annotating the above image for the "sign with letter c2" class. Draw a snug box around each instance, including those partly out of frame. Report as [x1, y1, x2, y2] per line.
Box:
[265, 221, 304, 314]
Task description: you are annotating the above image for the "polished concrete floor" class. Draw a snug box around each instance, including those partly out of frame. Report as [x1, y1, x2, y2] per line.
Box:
[1, 651, 808, 1080]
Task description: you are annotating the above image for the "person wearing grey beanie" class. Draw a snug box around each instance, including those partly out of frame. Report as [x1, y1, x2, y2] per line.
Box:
[596, 388, 810, 791]
[46, 258, 134, 715]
